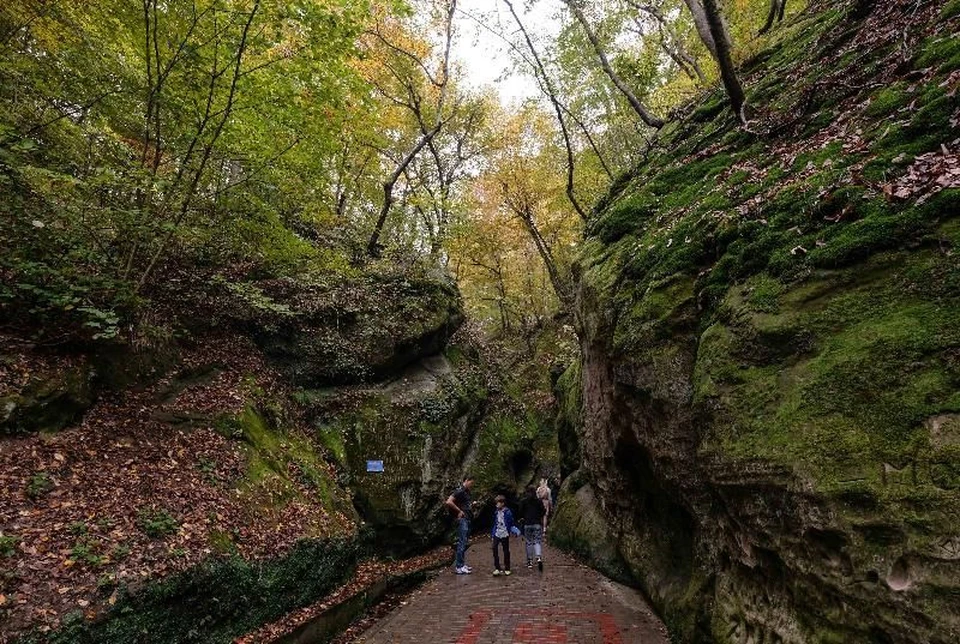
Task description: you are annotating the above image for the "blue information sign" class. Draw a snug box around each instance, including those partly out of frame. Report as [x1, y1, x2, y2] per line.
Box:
[366, 460, 384, 473]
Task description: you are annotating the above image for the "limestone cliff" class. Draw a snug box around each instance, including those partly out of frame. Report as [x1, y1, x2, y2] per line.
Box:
[553, 2, 960, 642]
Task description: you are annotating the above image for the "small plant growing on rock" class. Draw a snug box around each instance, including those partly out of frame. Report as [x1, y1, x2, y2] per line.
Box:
[137, 507, 179, 538]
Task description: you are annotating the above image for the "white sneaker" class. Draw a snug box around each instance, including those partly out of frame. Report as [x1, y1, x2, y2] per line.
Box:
[456, 566, 472, 574]
[464, 565, 473, 572]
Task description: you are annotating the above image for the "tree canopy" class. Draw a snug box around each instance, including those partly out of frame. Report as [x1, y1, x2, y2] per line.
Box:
[0, 0, 801, 341]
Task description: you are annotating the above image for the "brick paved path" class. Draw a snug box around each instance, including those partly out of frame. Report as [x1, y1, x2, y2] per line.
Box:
[352, 540, 668, 644]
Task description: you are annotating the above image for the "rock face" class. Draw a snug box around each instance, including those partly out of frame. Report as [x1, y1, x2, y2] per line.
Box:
[0, 270, 500, 641]
[227, 274, 464, 387]
[0, 356, 95, 435]
[553, 2, 960, 642]
[308, 343, 560, 555]
[311, 352, 489, 554]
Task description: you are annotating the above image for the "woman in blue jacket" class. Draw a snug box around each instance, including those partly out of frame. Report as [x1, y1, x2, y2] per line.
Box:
[490, 494, 519, 575]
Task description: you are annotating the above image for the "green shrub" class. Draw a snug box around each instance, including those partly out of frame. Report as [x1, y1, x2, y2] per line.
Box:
[26, 471, 54, 498]
[37, 538, 360, 644]
[136, 508, 179, 539]
[0, 533, 19, 557]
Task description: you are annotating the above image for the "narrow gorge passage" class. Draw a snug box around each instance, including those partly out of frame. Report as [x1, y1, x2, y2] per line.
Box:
[2, 0, 958, 642]
[354, 544, 667, 644]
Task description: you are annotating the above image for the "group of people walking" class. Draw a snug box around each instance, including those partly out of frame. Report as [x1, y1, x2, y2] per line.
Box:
[445, 476, 555, 576]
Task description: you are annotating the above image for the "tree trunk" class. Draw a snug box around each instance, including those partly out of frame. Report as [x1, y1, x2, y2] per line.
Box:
[366, 0, 458, 257]
[759, 0, 787, 35]
[367, 130, 439, 257]
[562, 103, 614, 180]
[517, 205, 571, 310]
[626, 1, 706, 84]
[682, 0, 717, 58]
[564, 0, 664, 129]
[698, 0, 747, 125]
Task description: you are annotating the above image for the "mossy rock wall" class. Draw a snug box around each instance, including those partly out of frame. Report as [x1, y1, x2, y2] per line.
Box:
[339, 371, 485, 555]
[554, 360, 584, 480]
[566, 2, 960, 642]
[311, 344, 560, 555]
[220, 274, 465, 387]
[549, 474, 631, 584]
[1, 270, 466, 641]
[0, 359, 94, 436]
[311, 352, 486, 554]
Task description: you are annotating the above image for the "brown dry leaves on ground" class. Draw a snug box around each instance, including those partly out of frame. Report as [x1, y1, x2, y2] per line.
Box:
[0, 335, 353, 638]
[884, 146, 960, 202]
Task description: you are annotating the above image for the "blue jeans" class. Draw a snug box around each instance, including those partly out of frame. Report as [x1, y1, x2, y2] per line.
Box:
[524, 525, 542, 561]
[455, 517, 470, 568]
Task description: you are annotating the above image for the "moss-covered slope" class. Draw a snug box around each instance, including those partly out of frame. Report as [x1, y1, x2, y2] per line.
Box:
[556, 1, 960, 642]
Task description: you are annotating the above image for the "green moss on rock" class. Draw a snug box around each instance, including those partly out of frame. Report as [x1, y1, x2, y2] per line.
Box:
[0, 361, 94, 436]
[235, 404, 343, 521]
[570, 2, 960, 642]
[27, 539, 360, 644]
[550, 480, 631, 583]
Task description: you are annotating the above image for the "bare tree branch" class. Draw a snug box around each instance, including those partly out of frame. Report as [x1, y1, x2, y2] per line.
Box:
[563, 0, 665, 129]
[367, 0, 459, 257]
[624, 0, 706, 83]
[457, 5, 615, 177]
[502, 0, 588, 222]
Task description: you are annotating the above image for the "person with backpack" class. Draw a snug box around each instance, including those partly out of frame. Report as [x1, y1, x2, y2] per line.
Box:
[519, 485, 546, 571]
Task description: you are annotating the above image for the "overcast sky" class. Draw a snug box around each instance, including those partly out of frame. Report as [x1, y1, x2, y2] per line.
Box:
[451, 0, 564, 105]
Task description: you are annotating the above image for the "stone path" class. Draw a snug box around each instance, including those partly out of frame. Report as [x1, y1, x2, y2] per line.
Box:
[351, 540, 668, 644]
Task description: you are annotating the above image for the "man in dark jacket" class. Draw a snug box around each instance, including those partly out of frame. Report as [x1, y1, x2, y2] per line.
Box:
[519, 486, 546, 570]
[445, 477, 474, 574]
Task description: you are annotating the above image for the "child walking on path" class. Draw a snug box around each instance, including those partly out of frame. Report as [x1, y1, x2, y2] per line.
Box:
[490, 494, 519, 575]
[520, 486, 546, 571]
